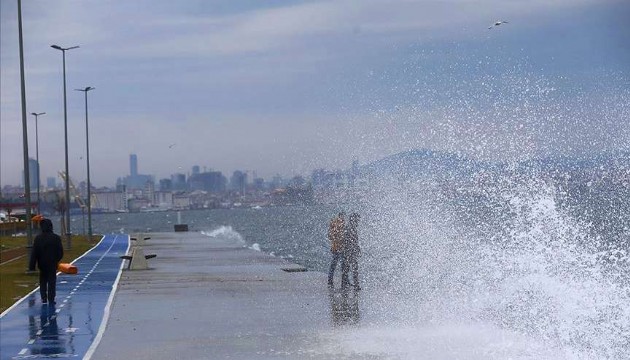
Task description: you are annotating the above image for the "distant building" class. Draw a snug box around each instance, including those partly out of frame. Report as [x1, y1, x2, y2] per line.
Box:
[173, 192, 191, 210]
[159, 178, 172, 191]
[93, 191, 126, 212]
[153, 191, 173, 209]
[171, 173, 187, 191]
[46, 177, 56, 189]
[252, 178, 265, 191]
[270, 174, 284, 190]
[125, 154, 154, 189]
[130, 154, 138, 176]
[189, 171, 226, 193]
[144, 180, 155, 203]
[192, 165, 200, 175]
[230, 171, 247, 194]
[22, 158, 39, 190]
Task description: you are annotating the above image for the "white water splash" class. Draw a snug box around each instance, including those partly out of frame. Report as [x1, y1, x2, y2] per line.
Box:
[322, 174, 629, 359]
[201, 225, 246, 246]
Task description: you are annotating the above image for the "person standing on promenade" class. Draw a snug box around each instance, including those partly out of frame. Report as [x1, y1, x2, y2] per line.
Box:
[328, 212, 346, 287]
[342, 213, 361, 290]
[29, 218, 64, 304]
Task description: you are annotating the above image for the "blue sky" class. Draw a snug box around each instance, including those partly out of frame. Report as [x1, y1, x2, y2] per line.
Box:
[1, 0, 629, 187]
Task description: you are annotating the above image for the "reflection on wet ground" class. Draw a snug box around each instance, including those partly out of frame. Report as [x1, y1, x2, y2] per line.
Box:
[329, 287, 361, 327]
[0, 235, 128, 360]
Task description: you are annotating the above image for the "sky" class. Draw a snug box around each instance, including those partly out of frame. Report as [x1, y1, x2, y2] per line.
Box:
[1, 0, 629, 188]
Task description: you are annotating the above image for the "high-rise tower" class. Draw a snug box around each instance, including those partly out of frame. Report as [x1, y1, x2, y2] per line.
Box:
[130, 154, 138, 176]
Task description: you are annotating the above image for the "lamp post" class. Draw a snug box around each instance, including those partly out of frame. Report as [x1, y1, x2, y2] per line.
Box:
[75, 87, 94, 239]
[51, 44, 79, 249]
[17, 0, 33, 247]
[30, 112, 45, 215]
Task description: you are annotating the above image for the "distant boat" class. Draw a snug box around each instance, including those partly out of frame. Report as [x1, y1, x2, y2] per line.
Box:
[251, 205, 262, 210]
[115, 209, 129, 213]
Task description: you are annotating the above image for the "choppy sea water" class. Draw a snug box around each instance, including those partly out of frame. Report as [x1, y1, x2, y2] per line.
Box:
[61, 173, 629, 359]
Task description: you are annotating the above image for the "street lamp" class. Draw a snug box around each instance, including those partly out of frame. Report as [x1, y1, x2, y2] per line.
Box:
[17, 0, 33, 247]
[30, 112, 45, 214]
[51, 44, 79, 249]
[75, 87, 94, 239]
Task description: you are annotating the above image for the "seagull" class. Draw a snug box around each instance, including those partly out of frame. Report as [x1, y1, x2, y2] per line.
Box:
[488, 20, 508, 29]
[168, 143, 176, 149]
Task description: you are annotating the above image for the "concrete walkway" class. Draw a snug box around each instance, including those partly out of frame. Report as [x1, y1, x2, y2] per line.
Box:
[90, 232, 366, 360]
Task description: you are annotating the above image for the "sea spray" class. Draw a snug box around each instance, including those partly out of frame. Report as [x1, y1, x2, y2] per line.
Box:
[336, 168, 630, 359]
[201, 225, 247, 246]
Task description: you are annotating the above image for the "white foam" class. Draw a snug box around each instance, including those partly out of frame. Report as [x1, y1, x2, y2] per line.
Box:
[348, 174, 629, 359]
[201, 225, 246, 245]
[250, 243, 261, 251]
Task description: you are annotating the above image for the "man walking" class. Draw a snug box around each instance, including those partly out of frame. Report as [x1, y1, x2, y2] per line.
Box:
[327, 212, 345, 287]
[29, 218, 64, 304]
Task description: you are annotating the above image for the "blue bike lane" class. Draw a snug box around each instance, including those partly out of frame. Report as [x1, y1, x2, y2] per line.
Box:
[0, 234, 129, 360]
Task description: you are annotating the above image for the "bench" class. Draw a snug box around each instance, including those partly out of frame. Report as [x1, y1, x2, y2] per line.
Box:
[120, 247, 156, 270]
[130, 236, 151, 246]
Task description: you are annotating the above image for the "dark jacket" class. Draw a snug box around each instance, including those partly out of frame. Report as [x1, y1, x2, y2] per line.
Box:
[343, 217, 360, 258]
[29, 219, 63, 272]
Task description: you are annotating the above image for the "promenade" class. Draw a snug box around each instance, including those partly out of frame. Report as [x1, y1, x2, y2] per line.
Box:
[89, 232, 364, 359]
[1, 231, 368, 359]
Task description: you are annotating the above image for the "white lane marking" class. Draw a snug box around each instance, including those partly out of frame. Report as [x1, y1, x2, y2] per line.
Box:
[36, 330, 42, 336]
[27, 339, 35, 344]
[84, 234, 130, 360]
[18, 348, 28, 355]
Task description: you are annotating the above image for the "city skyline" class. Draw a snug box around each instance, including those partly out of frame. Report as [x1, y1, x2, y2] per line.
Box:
[2, 1, 629, 188]
[5, 153, 309, 190]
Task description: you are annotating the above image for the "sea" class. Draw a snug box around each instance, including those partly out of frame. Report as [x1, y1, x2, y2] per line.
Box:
[58, 161, 630, 359]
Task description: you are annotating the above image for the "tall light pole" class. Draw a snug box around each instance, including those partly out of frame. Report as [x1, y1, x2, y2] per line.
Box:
[17, 0, 33, 247]
[75, 87, 94, 239]
[30, 112, 45, 215]
[51, 44, 79, 249]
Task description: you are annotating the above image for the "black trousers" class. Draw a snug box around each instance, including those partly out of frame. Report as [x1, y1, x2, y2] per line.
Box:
[39, 269, 57, 302]
[341, 255, 359, 287]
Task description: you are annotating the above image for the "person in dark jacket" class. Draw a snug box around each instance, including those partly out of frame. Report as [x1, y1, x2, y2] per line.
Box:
[29, 219, 64, 304]
[341, 213, 361, 290]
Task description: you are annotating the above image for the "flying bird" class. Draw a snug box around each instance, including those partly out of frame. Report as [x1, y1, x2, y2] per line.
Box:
[168, 143, 176, 149]
[488, 20, 508, 29]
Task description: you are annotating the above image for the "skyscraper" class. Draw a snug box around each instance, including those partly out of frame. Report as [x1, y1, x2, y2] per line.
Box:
[23, 158, 39, 189]
[130, 154, 138, 176]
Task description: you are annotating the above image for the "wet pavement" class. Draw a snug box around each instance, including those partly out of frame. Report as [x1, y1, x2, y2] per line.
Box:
[2, 232, 368, 360]
[89, 232, 360, 360]
[0, 234, 129, 360]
